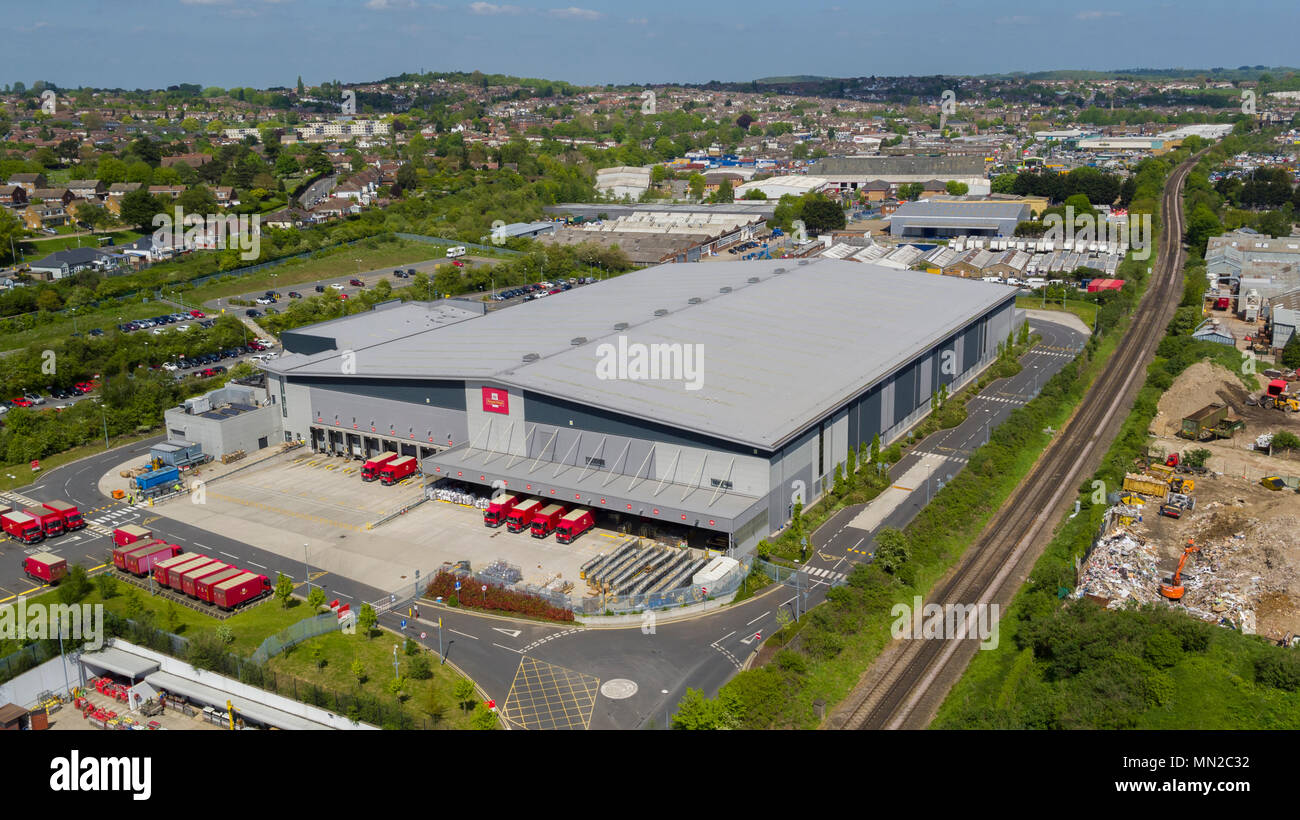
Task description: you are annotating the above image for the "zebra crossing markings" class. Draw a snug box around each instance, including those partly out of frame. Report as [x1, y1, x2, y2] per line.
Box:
[801, 566, 847, 582]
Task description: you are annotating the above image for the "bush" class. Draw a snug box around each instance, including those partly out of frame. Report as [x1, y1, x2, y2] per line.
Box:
[408, 653, 433, 680]
[424, 572, 573, 621]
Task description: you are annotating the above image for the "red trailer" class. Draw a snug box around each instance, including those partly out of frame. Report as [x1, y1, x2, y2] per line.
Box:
[361, 451, 398, 482]
[530, 504, 567, 539]
[24, 507, 65, 538]
[158, 556, 216, 589]
[554, 508, 594, 544]
[506, 498, 543, 533]
[483, 493, 519, 527]
[2, 510, 45, 544]
[194, 567, 246, 603]
[24, 551, 67, 585]
[379, 455, 418, 485]
[113, 524, 153, 548]
[180, 561, 230, 598]
[42, 500, 86, 531]
[211, 572, 272, 610]
[122, 540, 180, 576]
[152, 552, 203, 586]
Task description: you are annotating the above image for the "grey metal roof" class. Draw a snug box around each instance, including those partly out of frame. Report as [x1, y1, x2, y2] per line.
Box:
[269, 259, 1017, 450]
[890, 201, 1030, 221]
[79, 646, 160, 680]
[813, 155, 986, 177]
[144, 671, 332, 730]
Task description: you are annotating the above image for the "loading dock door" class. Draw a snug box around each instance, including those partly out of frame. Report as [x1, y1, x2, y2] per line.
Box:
[310, 428, 325, 452]
[328, 429, 344, 455]
[401, 442, 417, 457]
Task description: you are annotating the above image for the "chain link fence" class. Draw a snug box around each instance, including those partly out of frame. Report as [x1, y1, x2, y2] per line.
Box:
[249, 613, 341, 665]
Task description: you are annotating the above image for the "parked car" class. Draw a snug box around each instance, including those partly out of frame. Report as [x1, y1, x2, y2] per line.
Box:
[10, 397, 33, 408]
[288, 291, 302, 299]
[339, 293, 349, 300]
[349, 278, 364, 287]
[246, 309, 262, 317]
[23, 392, 45, 405]
[255, 297, 273, 305]
[189, 310, 206, 318]
[315, 284, 326, 293]
[329, 283, 344, 290]
[89, 328, 104, 336]
[452, 260, 465, 268]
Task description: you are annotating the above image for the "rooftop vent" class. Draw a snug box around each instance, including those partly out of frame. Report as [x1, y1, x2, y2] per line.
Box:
[570, 337, 587, 346]
[613, 322, 629, 331]
[654, 308, 669, 317]
[522, 352, 540, 363]
[747, 276, 761, 283]
[719, 286, 732, 293]
[688, 297, 702, 304]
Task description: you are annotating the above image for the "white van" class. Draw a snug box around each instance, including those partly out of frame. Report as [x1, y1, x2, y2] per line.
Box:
[981, 276, 1002, 283]
[1026, 277, 1047, 289]
[446, 246, 467, 258]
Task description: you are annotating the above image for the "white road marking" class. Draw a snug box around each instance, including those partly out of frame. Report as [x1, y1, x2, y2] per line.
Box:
[492, 627, 522, 638]
[246, 560, 266, 569]
[491, 643, 523, 654]
[448, 628, 478, 640]
[746, 611, 769, 626]
[219, 551, 239, 560]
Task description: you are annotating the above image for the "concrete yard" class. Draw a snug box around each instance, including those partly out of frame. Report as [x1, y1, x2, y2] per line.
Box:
[129, 449, 620, 595]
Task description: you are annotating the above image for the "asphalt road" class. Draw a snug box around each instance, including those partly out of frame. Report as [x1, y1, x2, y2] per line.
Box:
[298, 175, 336, 209]
[0, 313, 1084, 729]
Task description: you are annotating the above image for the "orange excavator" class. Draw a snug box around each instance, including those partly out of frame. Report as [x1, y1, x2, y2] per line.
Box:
[1160, 540, 1199, 601]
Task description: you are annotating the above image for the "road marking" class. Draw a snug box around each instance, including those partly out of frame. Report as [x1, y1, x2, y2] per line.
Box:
[220, 551, 239, 560]
[492, 643, 523, 654]
[716, 630, 735, 642]
[746, 611, 769, 626]
[448, 628, 478, 640]
[246, 560, 266, 569]
[492, 627, 522, 638]
[333, 591, 352, 600]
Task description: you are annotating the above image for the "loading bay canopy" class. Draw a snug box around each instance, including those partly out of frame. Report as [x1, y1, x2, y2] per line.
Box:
[144, 671, 330, 731]
[423, 445, 762, 533]
[79, 647, 161, 682]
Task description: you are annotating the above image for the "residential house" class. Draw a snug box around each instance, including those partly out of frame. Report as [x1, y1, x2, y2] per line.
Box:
[0, 185, 28, 206]
[31, 188, 75, 208]
[28, 247, 118, 280]
[148, 185, 186, 200]
[920, 179, 949, 199]
[6, 173, 47, 193]
[263, 207, 309, 230]
[860, 180, 891, 203]
[67, 179, 105, 200]
[213, 186, 237, 208]
[22, 202, 69, 230]
[160, 152, 212, 168]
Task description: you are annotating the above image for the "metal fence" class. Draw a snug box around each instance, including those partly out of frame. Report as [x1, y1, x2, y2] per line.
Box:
[0, 642, 57, 684]
[249, 613, 341, 665]
[395, 232, 523, 256]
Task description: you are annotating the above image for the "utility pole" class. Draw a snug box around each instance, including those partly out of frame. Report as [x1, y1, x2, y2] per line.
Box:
[101, 404, 109, 450]
[303, 543, 310, 595]
[392, 644, 400, 679]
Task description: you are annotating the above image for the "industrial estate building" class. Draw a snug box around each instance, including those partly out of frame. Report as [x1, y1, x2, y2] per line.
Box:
[813, 155, 992, 196]
[888, 200, 1032, 238]
[261, 259, 1020, 555]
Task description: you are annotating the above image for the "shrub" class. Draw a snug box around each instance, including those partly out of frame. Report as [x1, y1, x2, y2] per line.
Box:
[424, 572, 574, 621]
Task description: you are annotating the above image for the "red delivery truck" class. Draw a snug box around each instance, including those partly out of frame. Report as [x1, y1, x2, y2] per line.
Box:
[554, 508, 595, 544]
[159, 556, 215, 589]
[379, 455, 418, 485]
[506, 498, 543, 533]
[483, 493, 519, 527]
[3, 510, 45, 544]
[361, 451, 398, 482]
[195, 567, 246, 603]
[113, 524, 153, 547]
[530, 504, 567, 538]
[42, 500, 85, 531]
[122, 540, 181, 576]
[152, 552, 203, 586]
[24, 507, 65, 538]
[181, 561, 230, 598]
[211, 572, 272, 610]
[24, 551, 67, 584]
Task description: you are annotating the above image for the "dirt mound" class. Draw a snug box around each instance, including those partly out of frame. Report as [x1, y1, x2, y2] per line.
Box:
[1151, 361, 1253, 437]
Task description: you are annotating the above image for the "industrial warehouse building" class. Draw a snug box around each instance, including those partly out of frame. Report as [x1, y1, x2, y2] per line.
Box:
[261, 260, 1021, 555]
[889, 200, 1031, 239]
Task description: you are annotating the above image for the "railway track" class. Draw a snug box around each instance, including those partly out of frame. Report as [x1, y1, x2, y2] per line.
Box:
[832, 150, 1205, 730]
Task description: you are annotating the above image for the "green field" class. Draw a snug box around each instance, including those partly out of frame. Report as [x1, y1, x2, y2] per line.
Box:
[0, 299, 178, 353]
[19, 230, 142, 257]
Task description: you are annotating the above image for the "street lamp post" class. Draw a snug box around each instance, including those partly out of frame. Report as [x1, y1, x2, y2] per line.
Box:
[303, 543, 310, 595]
[392, 644, 400, 679]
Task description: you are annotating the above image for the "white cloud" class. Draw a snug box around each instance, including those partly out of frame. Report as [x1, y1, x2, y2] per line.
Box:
[468, 2, 523, 14]
[365, 0, 418, 8]
[549, 6, 602, 19]
[1075, 10, 1122, 19]
[180, 0, 232, 5]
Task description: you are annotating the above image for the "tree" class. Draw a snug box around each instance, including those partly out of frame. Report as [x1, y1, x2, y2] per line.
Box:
[897, 182, 924, 201]
[409, 653, 433, 680]
[351, 659, 367, 685]
[1184, 203, 1222, 256]
[36, 289, 63, 312]
[273, 572, 294, 608]
[671, 688, 734, 729]
[177, 184, 218, 215]
[800, 194, 845, 234]
[1271, 431, 1300, 451]
[741, 188, 767, 200]
[453, 678, 476, 710]
[93, 572, 119, 600]
[688, 173, 705, 200]
[0, 207, 24, 265]
[874, 528, 910, 576]
[56, 564, 93, 605]
[708, 179, 734, 203]
[470, 703, 498, 729]
[357, 603, 378, 638]
[307, 586, 327, 610]
[119, 188, 164, 230]
[1280, 333, 1300, 370]
[945, 180, 969, 196]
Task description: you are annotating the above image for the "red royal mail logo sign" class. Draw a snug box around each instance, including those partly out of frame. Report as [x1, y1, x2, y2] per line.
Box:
[482, 386, 509, 414]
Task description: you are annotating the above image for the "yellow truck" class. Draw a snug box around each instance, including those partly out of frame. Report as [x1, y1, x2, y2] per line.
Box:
[1123, 473, 1169, 499]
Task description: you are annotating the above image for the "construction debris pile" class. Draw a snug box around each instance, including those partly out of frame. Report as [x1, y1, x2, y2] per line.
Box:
[427, 479, 491, 509]
[1074, 531, 1164, 607]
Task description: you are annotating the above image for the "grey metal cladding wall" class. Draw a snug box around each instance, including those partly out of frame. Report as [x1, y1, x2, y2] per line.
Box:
[934, 332, 959, 391]
[858, 386, 883, 447]
[962, 322, 983, 370]
[893, 359, 917, 426]
[289, 376, 467, 411]
[522, 391, 764, 457]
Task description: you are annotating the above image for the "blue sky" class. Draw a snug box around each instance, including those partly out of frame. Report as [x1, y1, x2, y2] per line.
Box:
[4, 0, 1298, 90]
